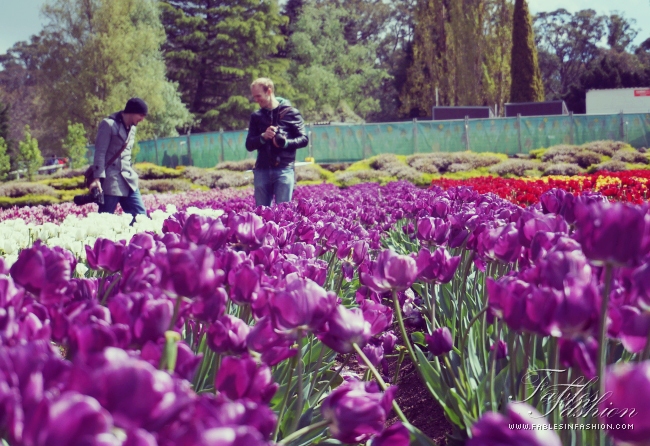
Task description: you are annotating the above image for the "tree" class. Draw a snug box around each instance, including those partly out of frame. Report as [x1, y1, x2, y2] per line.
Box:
[286, 1, 391, 121]
[606, 13, 639, 53]
[17, 125, 43, 181]
[0, 137, 10, 181]
[32, 0, 192, 151]
[534, 9, 605, 98]
[510, 0, 544, 103]
[62, 121, 88, 169]
[160, 0, 286, 131]
[563, 50, 649, 113]
[0, 99, 9, 142]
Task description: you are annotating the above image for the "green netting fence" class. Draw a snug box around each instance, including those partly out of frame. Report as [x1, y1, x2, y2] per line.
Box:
[87, 113, 650, 167]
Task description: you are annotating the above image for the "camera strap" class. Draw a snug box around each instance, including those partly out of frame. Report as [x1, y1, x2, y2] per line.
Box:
[106, 131, 132, 167]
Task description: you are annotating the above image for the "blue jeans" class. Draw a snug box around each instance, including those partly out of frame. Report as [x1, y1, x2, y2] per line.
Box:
[253, 167, 295, 207]
[98, 189, 147, 217]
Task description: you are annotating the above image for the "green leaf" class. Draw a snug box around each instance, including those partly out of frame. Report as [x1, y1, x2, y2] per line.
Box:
[411, 331, 426, 346]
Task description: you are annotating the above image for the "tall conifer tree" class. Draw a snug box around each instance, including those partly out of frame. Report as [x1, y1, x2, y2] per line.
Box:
[509, 0, 545, 102]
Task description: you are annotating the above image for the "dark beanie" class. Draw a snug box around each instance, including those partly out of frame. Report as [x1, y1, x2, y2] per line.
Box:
[124, 97, 148, 115]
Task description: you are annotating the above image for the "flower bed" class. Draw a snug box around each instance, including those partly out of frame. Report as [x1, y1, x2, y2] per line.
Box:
[1, 181, 650, 446]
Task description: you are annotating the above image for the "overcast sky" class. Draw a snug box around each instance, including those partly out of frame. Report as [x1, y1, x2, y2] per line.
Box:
[1, 0, 649, 56]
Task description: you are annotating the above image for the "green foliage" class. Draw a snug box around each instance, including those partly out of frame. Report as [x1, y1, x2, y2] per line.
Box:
[32, 0, 191, 152]
[160, 0, 286, 131]
[0, 100, 9, 142]
[38, 176, 85, 190]
[62, 122, 89, 169]
[0, 194, 60, 208]
[17, 126, 43, 181]
[0, 137, 10, 181]
[542, 162, 585, 176]
[140, 178, 194, 194]
[214, 159, 256, 172]
[286, 1, 390, 121]
[488, 158, 544, 176]
[509, 0, 544, 102]
[529, 148, 546, 159]
[587, 160, 630, 173]
[134, 162, 182, 179]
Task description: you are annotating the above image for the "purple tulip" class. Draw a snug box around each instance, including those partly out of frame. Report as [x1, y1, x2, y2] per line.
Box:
[618, 306, 650, 354]
[246, 316, 297, 366]
[574, 201, 650, 266]
[416, 247, 461, 284]
[425, 327, 453, 356]
[359, 249, 418, 293]
[351, 240, 369, 265]
[467, 403, 561, 446]
[67, 347, 179, 432]
[517, 210, 568, 248]
[558, 337, 598, 379]
[370, 422, 410, 446]
[190, 286, 228, 323]
[378, 330, 398, 354]
[207, 314, 251, 355]
[10, 240, 72, 295]
[232, 212, 268, 248]
[478, 222, 522, 263]
[228, 263, 261, 306]
[214, 356, 278, 404]
[163, 244, 218, 298]
[133, 297, 174, 344]
[416, 217, 450, 245]
[141, 339, 203, 381]
[269, 274, 336, 337]
[317, 305, 371, 354]
[360, 300, 393, 336]
[181, 213, 229, 250]
[599, 361, 650, 443]
[85, 238, 126, 273]
[358, 343, 384, 367]
[490, 340, 508, 360]
[21, 392, 115, 446]
[321, 378, 396, 443]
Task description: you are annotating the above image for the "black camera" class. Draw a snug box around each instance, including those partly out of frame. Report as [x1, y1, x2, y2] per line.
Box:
[273, 128, 287, 147]
[73, 187, 104, 206]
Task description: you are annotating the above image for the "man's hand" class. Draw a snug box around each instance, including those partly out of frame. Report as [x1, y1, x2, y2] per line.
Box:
[89, 178, 102, 194]
[262, 126, 277, 140]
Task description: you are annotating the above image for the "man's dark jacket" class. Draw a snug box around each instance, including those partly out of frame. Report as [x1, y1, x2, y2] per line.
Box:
[245, 98, 309, 169]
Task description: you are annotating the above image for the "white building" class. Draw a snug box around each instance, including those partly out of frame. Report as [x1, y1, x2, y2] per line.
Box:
[586, 88, 650, 114]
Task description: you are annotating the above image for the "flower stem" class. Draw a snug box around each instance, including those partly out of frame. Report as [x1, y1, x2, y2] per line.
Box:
[353, 343, 409, 424]
[277, 419, 329, 445]
[290, 335, 305, 434]
[597, 263, 613, 446]
[273, 357, 296, 442]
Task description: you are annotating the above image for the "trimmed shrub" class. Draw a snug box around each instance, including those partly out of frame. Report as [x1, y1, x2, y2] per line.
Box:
[369, 154, 403, 170]
[214, 171, 253, 189]
[488, 159, 544, 177]
[335, 169, 394, 186]
[574, 150, 602, 168]
[0, 182, 59, 198]
[587, 160, 628, 173]
[612, 150, 649, 164]
[542, 163, 585, 176]
[40, 177, 85, 190]
[214, 159, 255, 172]
[296, 165, 325, 182]
[134, 162, 182, 179]
[50, 166, 89, 179]
[320, 163, 351, 172]
[406, 155, 440, 174]
[447, 163, 472, 173]
[581, 140, 628, 157]
[0, 194, 60, 208]
[140, 179, 194, 194]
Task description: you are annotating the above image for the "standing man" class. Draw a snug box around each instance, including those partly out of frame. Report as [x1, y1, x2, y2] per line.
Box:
[245, 78, 308, 207]
[89, 97, 148, 217]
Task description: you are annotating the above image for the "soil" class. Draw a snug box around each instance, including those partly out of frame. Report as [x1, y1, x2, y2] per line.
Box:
[338, 332, 454, 445]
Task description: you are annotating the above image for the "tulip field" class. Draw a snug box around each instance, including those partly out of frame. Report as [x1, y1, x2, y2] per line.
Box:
[1, 171, 650, 446]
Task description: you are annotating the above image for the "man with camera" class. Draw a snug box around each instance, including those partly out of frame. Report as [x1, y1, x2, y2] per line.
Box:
[245, 78, 309, 207]
[83, 97, 148, 218]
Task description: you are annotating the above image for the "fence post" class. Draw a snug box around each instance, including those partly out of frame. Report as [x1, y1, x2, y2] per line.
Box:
[620, 111, 625, 142]
[219, 129, 225, 162]
[308, 123, 313, 159]
[154, 135, 159, 165]
[186, 130, 193, 166]
[517, 114, 523, 154]
[464, 116, 470, 151]
[362, 122, 370, 159]
[413, 118, 418, 154]
[569, 112, 574, 145]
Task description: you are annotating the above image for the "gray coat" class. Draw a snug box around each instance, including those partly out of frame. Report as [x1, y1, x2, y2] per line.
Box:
[92, 112, 139, 196]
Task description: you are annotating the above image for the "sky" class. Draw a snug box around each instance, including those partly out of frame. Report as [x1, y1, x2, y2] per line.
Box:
[0, 0, 649, 56]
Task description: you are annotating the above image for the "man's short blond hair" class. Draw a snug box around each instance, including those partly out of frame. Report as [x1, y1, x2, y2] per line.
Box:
[251, 77, 274, 92]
